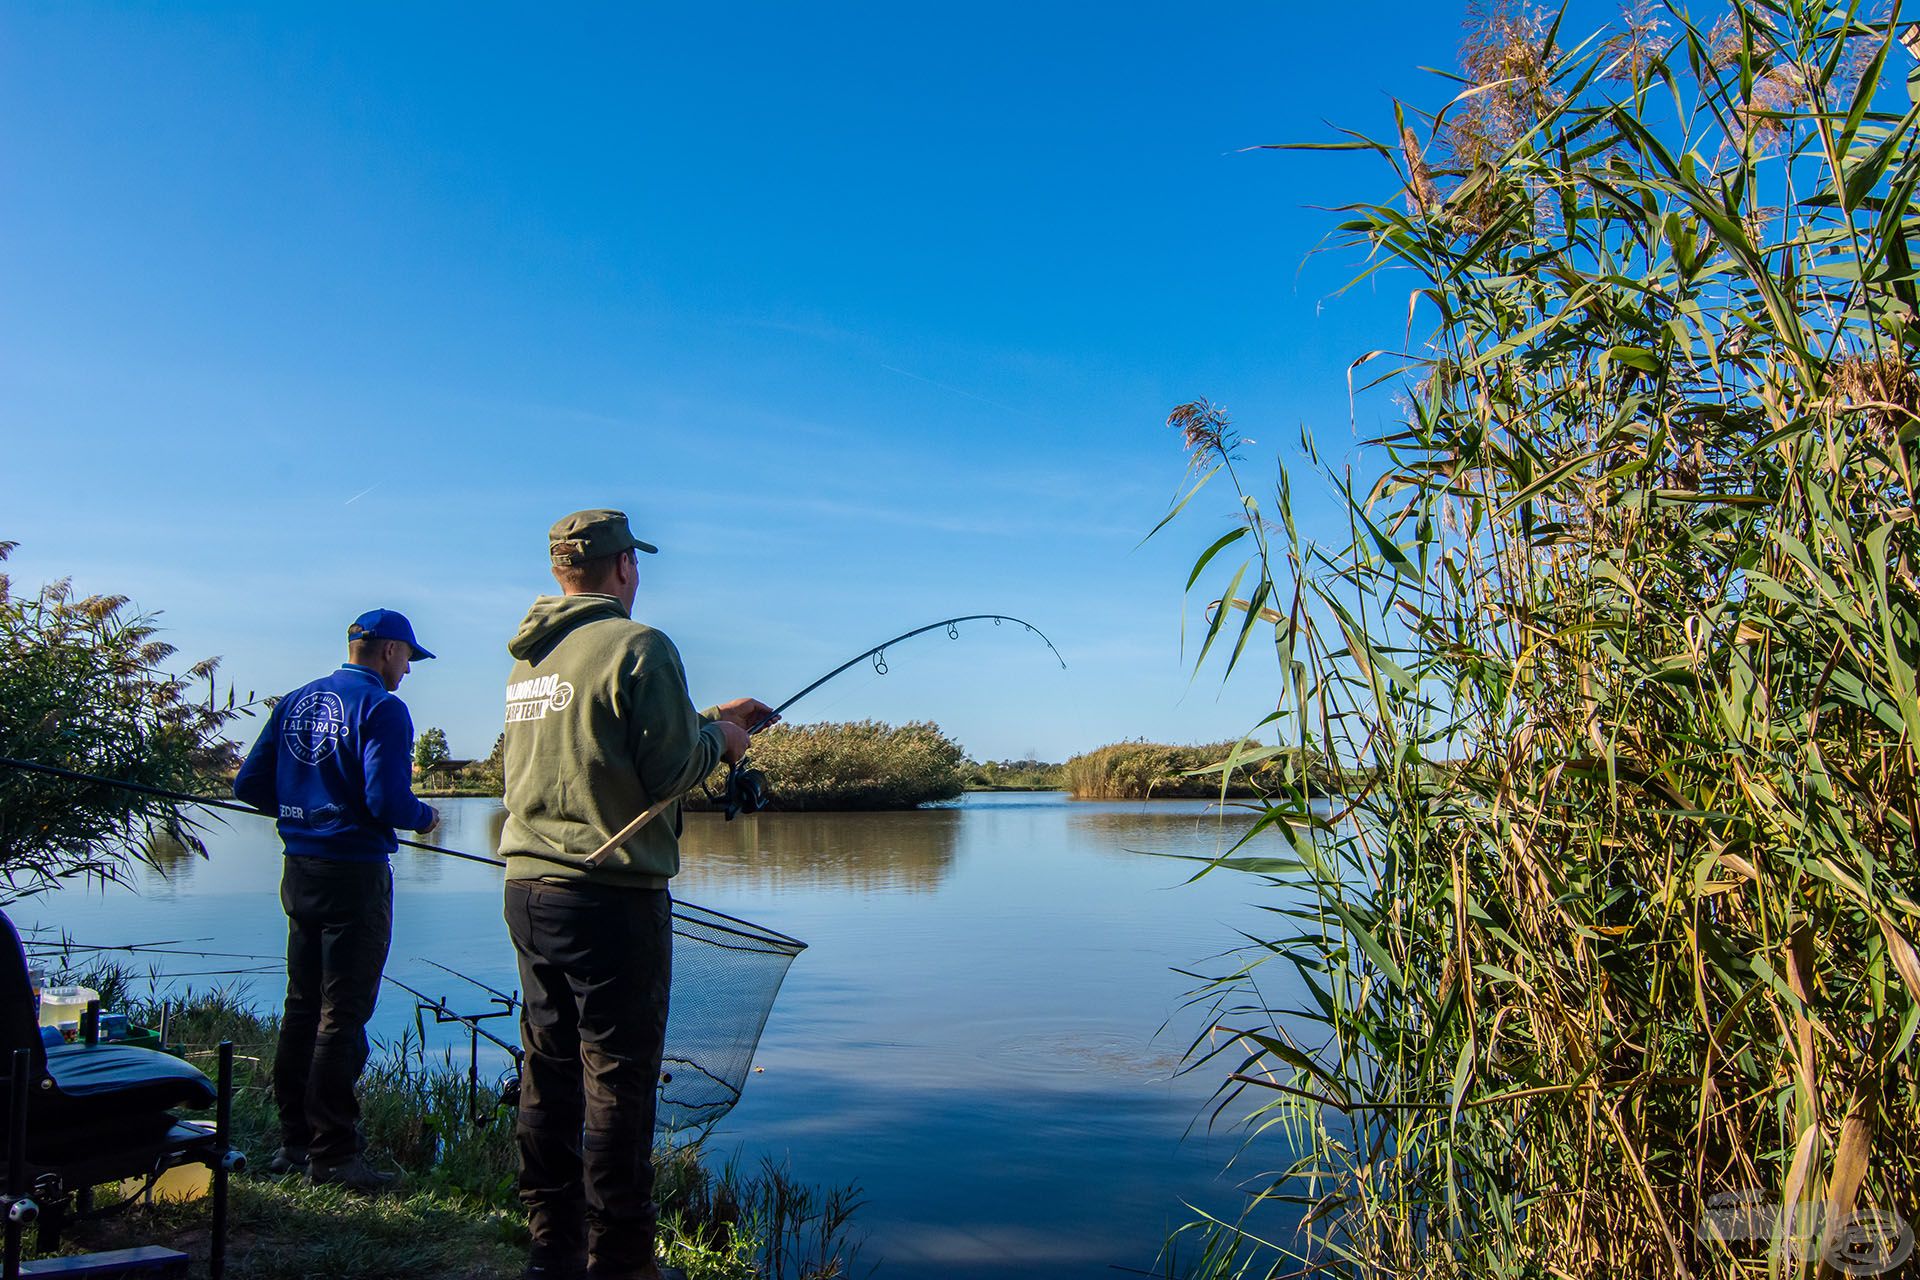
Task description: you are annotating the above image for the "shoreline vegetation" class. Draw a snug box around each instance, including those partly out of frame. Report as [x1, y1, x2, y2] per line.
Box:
[412, 717, 1413, 805]
[1164, 5, 1920, 1276]
[36, 963, 860, 1280]
[413, 722, 1395, 806]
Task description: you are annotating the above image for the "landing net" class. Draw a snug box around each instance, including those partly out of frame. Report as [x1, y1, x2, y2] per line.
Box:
[662, 901, 806, 1130]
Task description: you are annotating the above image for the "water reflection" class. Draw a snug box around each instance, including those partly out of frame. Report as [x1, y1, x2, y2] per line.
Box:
[389, 801, 510, 885]
[678, 810, 960, 894]
[29, 792, 1290, 1280]
[376, 800, 963, 895]
[1063, 801, 1265, 864]
[139, 826, 208, 893]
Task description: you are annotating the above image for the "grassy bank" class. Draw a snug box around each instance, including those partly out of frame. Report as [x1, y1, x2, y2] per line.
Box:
[36, 970, 859, 1280]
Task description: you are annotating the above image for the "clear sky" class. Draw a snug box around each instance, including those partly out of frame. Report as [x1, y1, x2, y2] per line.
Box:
[4, 3, 1482, 762]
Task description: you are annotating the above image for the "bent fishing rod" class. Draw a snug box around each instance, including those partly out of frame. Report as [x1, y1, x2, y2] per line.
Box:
[583, 613, 1066, 863]
[755, 613, 1065, 729]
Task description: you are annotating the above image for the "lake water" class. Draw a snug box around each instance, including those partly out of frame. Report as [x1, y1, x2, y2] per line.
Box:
[20, 792, 1292, 1278]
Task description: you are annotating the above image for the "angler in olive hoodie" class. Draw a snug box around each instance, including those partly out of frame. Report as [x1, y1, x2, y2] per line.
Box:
[501, 592, 722, 886]
[499, 508, 773, 1280]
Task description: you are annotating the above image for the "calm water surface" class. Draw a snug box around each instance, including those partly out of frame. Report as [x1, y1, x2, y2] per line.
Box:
[24, 792, 1293, 1278]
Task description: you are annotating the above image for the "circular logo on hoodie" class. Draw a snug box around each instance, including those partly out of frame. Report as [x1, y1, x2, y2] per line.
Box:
[504, 674, 575, 722]
[282, 691, 349, 765]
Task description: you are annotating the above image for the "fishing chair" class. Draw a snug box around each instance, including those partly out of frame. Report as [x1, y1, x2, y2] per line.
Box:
[0, 911, 243, 1279]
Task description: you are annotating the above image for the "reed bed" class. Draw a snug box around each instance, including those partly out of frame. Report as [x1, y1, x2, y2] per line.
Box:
[1062, 741, 1275, 799]
[1172, 3, 1920, 1276]
[689, 720, 966, 812]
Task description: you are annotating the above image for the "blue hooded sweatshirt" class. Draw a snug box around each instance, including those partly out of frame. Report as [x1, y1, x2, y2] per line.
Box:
[233, 664, 436, 860]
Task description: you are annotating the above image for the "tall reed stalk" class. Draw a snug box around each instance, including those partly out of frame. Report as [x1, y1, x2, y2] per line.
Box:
[1173, 3, 1920, 1275]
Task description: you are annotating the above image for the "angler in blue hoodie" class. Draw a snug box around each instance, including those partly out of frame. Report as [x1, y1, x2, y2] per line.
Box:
[234, 608, 440, 1193]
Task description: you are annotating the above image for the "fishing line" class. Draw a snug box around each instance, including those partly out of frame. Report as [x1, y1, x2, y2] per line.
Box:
[25, 942, 275, 962]
[419, 957, 518, 1009]
[788, 672, 886, 722]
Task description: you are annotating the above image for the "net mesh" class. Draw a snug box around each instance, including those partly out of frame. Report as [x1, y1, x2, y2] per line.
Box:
[661, 901, 805, 1130]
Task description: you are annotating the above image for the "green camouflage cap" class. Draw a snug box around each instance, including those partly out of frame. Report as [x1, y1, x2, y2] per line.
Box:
[548, 509, 659, 566]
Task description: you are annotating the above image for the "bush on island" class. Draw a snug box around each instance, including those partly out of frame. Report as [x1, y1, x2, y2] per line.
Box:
[687, 719, 966, 812]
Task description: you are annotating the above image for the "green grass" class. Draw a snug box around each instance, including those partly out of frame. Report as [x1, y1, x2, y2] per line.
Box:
[33, 979, 861, 1280]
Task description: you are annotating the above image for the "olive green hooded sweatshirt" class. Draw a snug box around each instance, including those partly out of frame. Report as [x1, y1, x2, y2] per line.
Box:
[499, 594, 725, 889]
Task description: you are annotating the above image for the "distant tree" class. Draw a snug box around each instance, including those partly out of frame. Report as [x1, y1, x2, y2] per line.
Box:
[414, 726, 450, 774]
[0, 542, 249, 899]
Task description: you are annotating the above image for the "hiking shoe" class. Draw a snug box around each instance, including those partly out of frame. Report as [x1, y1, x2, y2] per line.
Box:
[309, 1153, 398, 1193]
[266, 1146, 309, 1176]
[523, 1244, 587, 1280]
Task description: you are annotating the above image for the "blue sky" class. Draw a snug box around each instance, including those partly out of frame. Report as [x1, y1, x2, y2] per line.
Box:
[4, 3, 1481, 761]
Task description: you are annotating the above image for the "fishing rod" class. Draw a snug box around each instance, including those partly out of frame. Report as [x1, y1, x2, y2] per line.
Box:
[757, 613, 1066, 729]
[716, 612, 1064, 819]
[381, 974, 520, 1059]
[30, 933, 523, 1060]
[0, 757, 504, 868]
[420, 957, 519, 1008]
[382, 971, 523, 1126]
[584, 613, 1066, 853]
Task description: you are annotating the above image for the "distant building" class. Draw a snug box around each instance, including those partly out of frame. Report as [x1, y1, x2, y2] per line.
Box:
[419, 758, 476, 778]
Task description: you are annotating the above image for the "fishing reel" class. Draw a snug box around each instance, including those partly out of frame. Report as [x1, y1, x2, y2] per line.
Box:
[722, 759, 771, 821]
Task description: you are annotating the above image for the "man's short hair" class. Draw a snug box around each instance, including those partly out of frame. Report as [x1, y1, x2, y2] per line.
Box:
[346, 635, 387, 662]
[552, 549, 630, 592]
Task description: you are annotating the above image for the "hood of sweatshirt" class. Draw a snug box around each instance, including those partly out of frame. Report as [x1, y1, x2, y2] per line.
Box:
[508, 594, 629, 660]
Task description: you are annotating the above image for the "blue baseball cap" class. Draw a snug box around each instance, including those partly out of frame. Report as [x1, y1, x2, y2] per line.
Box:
[347, 608, 435, 660]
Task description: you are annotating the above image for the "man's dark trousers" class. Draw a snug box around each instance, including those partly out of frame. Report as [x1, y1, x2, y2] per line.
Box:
[504, 878, 672, 1278]
[274, 856, 393, 1163]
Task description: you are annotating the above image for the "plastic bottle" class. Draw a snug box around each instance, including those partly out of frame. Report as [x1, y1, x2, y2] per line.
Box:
[39, 985, 97, 1030]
